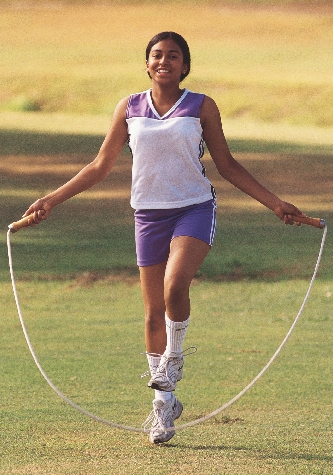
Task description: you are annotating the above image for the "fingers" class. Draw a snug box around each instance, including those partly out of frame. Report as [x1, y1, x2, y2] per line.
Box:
[283, 213, 302, 226]
[22, 201, 51, 228]
[30, 209, 47, 226]
[23, 202, 41, 218]
[275, 201, 306, 226]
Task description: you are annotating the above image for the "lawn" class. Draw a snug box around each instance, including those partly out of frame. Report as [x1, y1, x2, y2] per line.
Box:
[1, 278, 332, 474]
[0, 1, 332, 126]
[0, 1, 332, 473]
[1, 127, 332, 473]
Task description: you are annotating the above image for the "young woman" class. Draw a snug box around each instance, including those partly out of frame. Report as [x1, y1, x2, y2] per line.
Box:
[23, 32, 304, 444]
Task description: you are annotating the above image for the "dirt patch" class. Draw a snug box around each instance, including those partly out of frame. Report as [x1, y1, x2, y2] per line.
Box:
[68, 270, 140, 288]
[2, 152, 331, 212]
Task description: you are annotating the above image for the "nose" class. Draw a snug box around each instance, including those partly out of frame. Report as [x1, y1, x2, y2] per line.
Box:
[159, 55, 168, 65]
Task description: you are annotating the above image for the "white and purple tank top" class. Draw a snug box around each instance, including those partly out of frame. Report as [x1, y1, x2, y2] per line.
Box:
[126, 88, 215, 210]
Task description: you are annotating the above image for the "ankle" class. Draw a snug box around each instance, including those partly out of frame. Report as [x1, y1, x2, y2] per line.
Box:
[154, 390, 174, 402]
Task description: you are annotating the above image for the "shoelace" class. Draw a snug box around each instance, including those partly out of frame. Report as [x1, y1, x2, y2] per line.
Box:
[142, 409, 155, 431]
[142, 399, 174, 431]
[140, 346, 197, 378]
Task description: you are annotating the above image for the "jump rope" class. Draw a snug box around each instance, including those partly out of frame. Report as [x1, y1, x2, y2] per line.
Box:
[7, 213, 327, 434]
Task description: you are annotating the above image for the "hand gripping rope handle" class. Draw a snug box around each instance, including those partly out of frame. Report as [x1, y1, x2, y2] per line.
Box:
[7, 214, 327, 434]
[292, 216, 326, 229]
[8, 213, 326, 233]
[9, 213, 43, 233]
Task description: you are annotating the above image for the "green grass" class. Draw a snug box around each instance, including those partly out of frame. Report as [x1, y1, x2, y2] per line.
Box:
[1, 128, 332, 282]
[1, 278, 332, 474]
[0, 126, 332, 472]
[0, 2, 332, 471]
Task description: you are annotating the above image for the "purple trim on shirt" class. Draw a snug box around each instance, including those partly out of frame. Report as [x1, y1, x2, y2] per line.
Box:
[126, 92, 156, 119]
[126, 90, 205, 120]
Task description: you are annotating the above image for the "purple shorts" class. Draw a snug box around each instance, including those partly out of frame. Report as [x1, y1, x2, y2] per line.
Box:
[134, 199, 217, 267]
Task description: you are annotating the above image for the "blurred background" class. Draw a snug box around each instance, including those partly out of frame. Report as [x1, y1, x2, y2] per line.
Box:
[0, 0, 332, 127]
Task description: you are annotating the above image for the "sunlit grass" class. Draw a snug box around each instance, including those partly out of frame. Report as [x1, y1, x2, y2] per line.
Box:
[1, 277, 332, 473]
[0, 3, 332, 472]
[0, 2, 332, 125]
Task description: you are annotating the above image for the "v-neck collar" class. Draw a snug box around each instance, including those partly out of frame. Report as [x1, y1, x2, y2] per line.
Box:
[147, 89, 189, 119]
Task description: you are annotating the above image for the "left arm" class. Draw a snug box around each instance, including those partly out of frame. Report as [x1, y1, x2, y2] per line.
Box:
[200, 96, 304, 224]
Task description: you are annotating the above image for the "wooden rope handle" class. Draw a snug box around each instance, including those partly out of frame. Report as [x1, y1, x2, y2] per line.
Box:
[8, 213, 326, 233]
[8, 213, 37, 233]
[293, 216, 326, 228]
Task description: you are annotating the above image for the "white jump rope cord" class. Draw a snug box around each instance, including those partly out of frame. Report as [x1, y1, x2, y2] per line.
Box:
[7, 225, 327, 434]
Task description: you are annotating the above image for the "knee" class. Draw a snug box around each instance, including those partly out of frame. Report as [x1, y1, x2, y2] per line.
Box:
[164, 275, 189, 308]
[145, 310, 165, 334]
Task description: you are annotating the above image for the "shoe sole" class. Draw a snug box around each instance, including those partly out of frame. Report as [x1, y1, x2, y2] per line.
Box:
[148, 381, 174, 391]
[147, 373, 182, 392]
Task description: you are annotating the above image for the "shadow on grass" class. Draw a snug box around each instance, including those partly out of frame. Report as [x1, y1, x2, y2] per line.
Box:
[0, 129, 104, 155]
[1, 128, 332, 282]
[1, 129, 332, 156]
[3, 197, 331, 282]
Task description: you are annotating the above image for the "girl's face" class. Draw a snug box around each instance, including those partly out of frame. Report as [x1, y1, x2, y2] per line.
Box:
[146, 39, 188, 85]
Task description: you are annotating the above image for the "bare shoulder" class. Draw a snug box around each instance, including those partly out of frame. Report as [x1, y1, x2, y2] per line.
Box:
[100, 96, 130, 150]
[113, 96, 130, 118]
[202, 95, 218, 108]
[106, 96, 130, 134]
[200, 96, 221, 127]
[200, 95, 222, 126]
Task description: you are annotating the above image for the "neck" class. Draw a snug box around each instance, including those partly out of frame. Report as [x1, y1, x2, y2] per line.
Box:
[150, 83, 184, 103]
[150, 84, 185, 116]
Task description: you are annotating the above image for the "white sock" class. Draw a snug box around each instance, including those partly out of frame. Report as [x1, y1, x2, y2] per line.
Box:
[146, 353, 174, 402]
[154, 389, 174, 402]
[165, 314, 190, 357]
[146, 353, 161, 377]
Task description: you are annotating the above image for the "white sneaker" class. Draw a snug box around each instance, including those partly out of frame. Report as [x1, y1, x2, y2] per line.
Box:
[148, 353, 184, 392]
[143, 396, 183, 444]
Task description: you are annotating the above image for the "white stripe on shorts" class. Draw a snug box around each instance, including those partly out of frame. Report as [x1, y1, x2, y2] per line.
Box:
[209, 200, 217, 246]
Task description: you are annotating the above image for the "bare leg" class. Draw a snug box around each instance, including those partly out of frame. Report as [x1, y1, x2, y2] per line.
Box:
[140, 236, 210, 353]
[145, 236, 211, 392]
[139, 260, 167, 355]
[164, 236, 210, 322]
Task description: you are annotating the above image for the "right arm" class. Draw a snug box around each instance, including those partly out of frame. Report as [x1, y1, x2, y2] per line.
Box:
[200, 96, 305, 225]
[23, 97, 129, 225]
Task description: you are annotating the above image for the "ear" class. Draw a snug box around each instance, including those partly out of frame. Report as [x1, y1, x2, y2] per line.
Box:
[182, 63, 188, 74]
